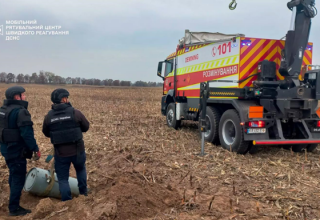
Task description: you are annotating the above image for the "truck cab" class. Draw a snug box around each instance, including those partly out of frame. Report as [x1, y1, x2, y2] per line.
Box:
[157, 55, 175, 96]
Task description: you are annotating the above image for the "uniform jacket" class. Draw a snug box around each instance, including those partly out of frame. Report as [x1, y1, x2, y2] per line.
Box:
[0, 100, 39, 161]
[42, 103, 90, 157]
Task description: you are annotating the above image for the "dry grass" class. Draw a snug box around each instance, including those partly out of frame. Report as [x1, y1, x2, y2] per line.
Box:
[0, 84, 319, 220]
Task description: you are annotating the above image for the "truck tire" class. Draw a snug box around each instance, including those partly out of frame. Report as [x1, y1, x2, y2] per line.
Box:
[219, 109, 249, 154]
[248, 143, 259, 154]
[291, 144, 318, 153]
[166, 103, 181, 130]
[307, 144, 318, 152]
[199, 106, 221, 145]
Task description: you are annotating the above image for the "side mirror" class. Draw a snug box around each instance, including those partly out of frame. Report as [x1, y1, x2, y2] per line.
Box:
[157, 62, 165, 81]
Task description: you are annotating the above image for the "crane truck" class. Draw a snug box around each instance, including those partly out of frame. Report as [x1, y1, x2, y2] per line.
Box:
[157, 0, 320, 154]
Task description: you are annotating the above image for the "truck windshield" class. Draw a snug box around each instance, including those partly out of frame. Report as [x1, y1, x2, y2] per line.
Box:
[165, 59, 174, 77]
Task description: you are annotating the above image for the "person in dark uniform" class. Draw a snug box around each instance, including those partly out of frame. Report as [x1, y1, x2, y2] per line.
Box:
[42, 88, 90, 201]
[0, 86, 41, 216]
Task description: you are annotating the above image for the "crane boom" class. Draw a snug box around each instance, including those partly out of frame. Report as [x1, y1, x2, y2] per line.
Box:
[279, 0, 317, 87]
[229, 0, 317, 87]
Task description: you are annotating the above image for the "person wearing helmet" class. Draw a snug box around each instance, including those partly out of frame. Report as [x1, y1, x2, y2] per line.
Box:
[0, 86, 40, 216]
[42, 88, 90, 201]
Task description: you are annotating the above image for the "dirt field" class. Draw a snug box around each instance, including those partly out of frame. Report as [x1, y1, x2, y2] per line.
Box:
[0, 84, 320, 220]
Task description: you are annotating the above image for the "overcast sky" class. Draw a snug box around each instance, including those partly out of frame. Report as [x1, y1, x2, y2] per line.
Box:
[0, 0, 319, 83]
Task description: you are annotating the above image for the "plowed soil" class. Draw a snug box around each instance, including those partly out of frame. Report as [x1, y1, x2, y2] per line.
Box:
[0, 84, 320, 220]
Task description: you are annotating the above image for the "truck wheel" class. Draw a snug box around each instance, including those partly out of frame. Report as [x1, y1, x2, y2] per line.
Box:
[291, 144, 308, 152]
[199, 106, 221, 145]
[219, 109, 249, 154]
[166, 103, 181, 130]
[307, 144, 318, 152]
[248, 142, 259, 154]
[292, 144, 318, 153]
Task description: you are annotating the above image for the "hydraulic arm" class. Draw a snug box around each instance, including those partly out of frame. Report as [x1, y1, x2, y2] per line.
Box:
[279, 0, 317, 87]
[229, 0, 317, 87]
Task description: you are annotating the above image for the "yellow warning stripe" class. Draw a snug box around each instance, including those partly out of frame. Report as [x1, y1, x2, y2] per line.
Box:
[240, 38, 257, 55]
[240, 40, 276, 78]
[177, 74, 238, 90]
[186, 96, 238, 99]
[239, 44, 278, 88]
[177, 87, 199, 91]
[167, 72, 174, 77]
[275, 45, 285, 81]
[209, 96, 238, 99]
[240, 40, 266, 68]
[166, 52, 176, 60]
[274, 58, 285, 81]
[303, 57, 309, 66]
[218, 86, 239, 88]
[177, 85, 237, 91]
[177, 55, 239, 76]
[210, 92, 236, 96]
[177, 44, 211, 56]
[306, 50, 312, 58]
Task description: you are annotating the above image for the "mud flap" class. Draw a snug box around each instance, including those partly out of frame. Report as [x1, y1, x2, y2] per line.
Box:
[161, 96, 166, 116]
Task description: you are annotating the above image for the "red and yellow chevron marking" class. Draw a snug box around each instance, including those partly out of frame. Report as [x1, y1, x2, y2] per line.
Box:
[239, 38, 281, 88]
[239, 37, 313, 88]
[176, 43, 210, 56]
[166, 52, 176, 60]
[167, 44, 210, 59]
[303, 43, 313, 69]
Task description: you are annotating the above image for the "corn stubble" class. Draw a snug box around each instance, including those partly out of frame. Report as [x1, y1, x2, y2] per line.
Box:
[0, 84, 319, 219]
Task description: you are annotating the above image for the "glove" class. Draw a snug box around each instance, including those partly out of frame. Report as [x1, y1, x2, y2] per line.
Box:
[45, 148, 55, 163]
[32, 151, 41, 161]
[45, 155, 53, 163]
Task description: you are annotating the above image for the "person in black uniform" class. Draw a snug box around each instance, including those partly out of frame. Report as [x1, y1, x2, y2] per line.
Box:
[42, 88, 90, 201]
[0, 86, 41, 216]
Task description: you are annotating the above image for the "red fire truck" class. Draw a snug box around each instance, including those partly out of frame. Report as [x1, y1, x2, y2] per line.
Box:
[157, 0, 320, 154]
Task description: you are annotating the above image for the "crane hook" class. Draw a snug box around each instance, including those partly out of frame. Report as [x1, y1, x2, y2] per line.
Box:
[229, 0, 237, 10]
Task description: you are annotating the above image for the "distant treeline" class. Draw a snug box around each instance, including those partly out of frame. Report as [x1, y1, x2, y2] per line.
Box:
[0, 71, 163, 87]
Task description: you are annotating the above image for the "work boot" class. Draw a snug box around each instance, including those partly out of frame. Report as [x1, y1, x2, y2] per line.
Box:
[9, 206, 31, 216]
[82, 188, 91, 197]
[19, 206, 31, 213]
